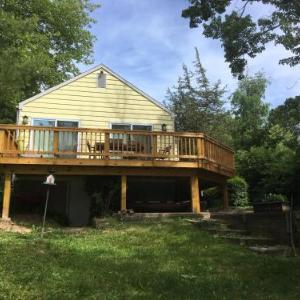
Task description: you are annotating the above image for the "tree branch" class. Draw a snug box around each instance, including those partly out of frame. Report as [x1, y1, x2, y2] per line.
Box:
[239, 0, 250, 17]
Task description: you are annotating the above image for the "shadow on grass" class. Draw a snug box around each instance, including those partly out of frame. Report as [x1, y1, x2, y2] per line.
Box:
[0, 218, 300, 299]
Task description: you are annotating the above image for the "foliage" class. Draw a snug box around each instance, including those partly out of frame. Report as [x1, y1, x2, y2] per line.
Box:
[229, 75, 297, 202]
[202, 187, 222, 209]
[165, 48, 232, 145]
[231, 73, 269, 150]
[182, 0, 300, 78]
[227, 176, 249, 207]
[263, 193, 288, 203]
[85, 176, 120, 218]
[236, 134, 296, 202]
[269, 96, 300, 145]
[2, 218, 300, 299]
[0, 0, 99, 123]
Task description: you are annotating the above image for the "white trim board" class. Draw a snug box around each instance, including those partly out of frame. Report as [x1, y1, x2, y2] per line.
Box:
[18, 64, 173, 117]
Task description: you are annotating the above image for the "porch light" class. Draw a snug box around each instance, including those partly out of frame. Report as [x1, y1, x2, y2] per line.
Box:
[162, 124, 167, 132]
[22, 115, 29, 125]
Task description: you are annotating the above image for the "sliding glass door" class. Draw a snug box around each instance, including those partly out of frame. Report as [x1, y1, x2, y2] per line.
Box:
[32, 119, 78, 157]
[32, 119, 55, 153]
[57, 121, 78, 155]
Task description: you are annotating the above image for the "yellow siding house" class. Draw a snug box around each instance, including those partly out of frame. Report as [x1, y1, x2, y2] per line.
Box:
[0, 64, 234, 226]
[17, 64, 174, 132]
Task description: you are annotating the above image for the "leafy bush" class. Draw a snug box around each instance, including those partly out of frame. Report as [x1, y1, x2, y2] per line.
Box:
[263, 193, 288, 203]
[202, 187, 222, 209]
[227, 176, 249, 207]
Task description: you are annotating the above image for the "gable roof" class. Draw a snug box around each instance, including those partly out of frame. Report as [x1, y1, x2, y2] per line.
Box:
[18, 64, 173, 116]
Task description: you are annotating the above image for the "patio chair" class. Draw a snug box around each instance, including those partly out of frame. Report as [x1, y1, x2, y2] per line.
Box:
[157, 145, 172, 159]
[86, 141, 96, 159]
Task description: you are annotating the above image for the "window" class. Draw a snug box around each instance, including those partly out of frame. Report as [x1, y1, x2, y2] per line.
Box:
[132, 125, 152, 131]
[111, 124, 152, 152]
[111, 124, 131, 142]
[32, 119, 55, 152]
[32, 119, 79, 155]
[97, 72, 106, 88]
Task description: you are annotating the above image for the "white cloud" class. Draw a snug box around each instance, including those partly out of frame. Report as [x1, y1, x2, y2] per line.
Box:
[82, 0, 300, 107]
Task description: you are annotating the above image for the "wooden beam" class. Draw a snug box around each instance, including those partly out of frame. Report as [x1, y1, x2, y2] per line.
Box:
[2, 173, 12, 220]
[190, 176, 200, 214]
[0, 165, 199, 177]
[121, 175, 127, 211]
[0, 157, 234, 177]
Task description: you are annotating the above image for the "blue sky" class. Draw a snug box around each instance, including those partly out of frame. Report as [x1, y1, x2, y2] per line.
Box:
[83, 0, 300, 108]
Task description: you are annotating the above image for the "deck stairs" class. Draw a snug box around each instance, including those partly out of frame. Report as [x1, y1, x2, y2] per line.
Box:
[187, 213, 292, 255]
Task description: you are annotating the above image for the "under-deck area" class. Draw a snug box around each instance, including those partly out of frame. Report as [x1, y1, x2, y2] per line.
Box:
[0, 125, 235, 223]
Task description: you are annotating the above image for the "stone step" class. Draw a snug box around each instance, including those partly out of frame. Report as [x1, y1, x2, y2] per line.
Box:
[206, 228, 249, 235]
[215, 234, 277, 246]
[210, 213, 248, 226]
[248, 245, 293, 256]
[186, 218, 229, 230]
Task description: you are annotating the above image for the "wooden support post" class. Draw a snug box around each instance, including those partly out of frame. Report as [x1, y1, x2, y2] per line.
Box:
[121, 175, 127, 211]
[222, 182, 229, 210]
[190, 175, 200, 214]
[2, 173, 12, 220]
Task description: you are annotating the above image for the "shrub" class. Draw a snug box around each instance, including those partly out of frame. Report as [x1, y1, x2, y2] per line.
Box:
[202, 187, 222, 209]
[263, 193, 288, 203]
[227, 176, 249, 207]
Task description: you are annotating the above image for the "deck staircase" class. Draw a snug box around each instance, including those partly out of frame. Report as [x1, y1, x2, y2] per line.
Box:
[188, 213, 292, 255]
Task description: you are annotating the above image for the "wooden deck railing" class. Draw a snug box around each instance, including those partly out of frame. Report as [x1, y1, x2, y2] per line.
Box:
[0, 125, 234, 172]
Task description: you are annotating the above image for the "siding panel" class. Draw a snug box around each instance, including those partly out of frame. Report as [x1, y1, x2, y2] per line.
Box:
[20, 68, 174, 131]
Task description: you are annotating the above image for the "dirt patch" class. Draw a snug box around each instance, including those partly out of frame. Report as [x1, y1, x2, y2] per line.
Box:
[0, 220, 31, 234]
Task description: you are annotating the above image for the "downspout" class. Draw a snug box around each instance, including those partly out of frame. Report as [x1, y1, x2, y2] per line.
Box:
[16, 105, 21, 125]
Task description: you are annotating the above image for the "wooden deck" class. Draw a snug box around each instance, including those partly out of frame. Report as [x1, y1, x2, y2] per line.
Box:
[0, 125, 234, 219]
[0, 124, 234, 177]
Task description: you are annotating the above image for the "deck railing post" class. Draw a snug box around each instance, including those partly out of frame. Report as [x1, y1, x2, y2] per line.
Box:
[104, 132, 110, 159]
[53, 130, 59, 157]
[0, 130, 6, 155]
[152, 134, 157, 159]
[197, 137, 202, 160]
[2, 173, 12, 220]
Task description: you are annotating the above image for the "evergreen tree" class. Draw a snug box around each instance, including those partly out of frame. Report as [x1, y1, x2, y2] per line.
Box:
[166, 48, 232, 145]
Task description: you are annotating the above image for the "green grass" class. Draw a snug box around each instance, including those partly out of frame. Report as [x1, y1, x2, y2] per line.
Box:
[0, 218, 300, 300]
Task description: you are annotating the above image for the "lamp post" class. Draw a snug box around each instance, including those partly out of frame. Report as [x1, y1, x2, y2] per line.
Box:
[41, 174, 56, 238]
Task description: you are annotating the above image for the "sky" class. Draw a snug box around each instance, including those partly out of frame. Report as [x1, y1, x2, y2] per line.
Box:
[83, 0, 300, 108]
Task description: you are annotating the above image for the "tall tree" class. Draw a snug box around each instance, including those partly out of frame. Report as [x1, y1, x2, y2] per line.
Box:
[165, 48, 232, 144]
[269, 96, 300, 136]
[182, 0, 300, 78]
[231, 73, 269, 150]
[0, 0, 99, 123]
[236, 125, 296, 201]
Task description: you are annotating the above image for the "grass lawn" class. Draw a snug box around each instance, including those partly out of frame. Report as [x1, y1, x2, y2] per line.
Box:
[0, 218, 300, 300]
